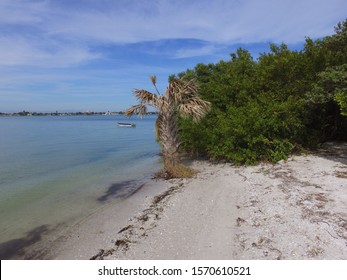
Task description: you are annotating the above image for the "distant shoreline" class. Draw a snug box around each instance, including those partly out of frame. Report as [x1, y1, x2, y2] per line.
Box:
[0, 111, 158, 117]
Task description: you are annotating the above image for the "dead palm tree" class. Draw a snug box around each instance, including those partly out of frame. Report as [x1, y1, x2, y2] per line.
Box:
[125, 76, 210, 178]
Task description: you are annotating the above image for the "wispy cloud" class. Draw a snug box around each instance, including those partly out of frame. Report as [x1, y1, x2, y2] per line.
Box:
[0, 0, 346, 111]
[24, 0, 346, 43]
[0, 36, 101, 67]
[0, 0, 46, 24]
[173, 44, 220, 59]
[1, 0, 346, 67]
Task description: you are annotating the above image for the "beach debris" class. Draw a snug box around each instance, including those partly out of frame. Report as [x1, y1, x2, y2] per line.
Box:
[118, 225, 133, 234]
[114, 239, 132, 251]
[251, 237, 283, 260]
[335, 170, 347, 178]
[236, 217, 246, 227]
[307, 246, 324, 258]
[90, 248, 115, 260]
[89, 180, 186, 259]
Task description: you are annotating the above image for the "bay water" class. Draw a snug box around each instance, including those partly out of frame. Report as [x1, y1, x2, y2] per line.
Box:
[0, 115, 161, 258]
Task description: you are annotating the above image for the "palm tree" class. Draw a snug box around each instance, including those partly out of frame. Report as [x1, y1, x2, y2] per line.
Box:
[125, 76, 210, 178]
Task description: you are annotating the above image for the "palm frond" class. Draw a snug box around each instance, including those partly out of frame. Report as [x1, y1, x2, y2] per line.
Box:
[166, 78, 199, 105]
[178, 97, 211, 122]
[133, 89, 158, 106]
[150, 75, 157, 86]
[125, 104, 147, 117]
[178, 79, 198, 95]
[150, 75, 161, 95]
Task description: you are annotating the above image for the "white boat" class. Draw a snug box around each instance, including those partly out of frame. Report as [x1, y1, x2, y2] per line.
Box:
[117, 122, 136, 127]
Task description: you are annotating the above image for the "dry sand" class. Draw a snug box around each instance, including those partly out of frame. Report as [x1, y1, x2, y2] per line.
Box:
[48, 143, 347, 260]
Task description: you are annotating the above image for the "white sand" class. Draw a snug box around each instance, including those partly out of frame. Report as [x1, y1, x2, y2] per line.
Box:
[46, 143, 347, 260]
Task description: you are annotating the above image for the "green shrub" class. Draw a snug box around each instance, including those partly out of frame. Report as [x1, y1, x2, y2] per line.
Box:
[177, 20, 347, 165]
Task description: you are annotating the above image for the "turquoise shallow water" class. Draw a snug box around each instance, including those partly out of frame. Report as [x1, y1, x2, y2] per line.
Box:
[0, 115, 161, 256]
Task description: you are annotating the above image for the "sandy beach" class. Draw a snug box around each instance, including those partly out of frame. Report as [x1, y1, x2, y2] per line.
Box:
[33, 143, 347, 259]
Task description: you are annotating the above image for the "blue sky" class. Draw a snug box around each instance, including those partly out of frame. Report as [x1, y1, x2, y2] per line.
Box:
[0, 0, 346, 113]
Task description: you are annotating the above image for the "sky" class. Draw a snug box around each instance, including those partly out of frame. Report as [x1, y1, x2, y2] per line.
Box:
[0, 0, 346, 113]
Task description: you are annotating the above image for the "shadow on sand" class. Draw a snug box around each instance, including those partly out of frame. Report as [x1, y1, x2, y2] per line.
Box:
[97, 180, 146, 203]
[0, 225, 49, 260]
[315, 142, 347, 165]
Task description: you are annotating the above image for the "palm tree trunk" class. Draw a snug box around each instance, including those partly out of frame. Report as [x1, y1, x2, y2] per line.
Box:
[159, 108, 181, 177]
[163, 151, 181, 175]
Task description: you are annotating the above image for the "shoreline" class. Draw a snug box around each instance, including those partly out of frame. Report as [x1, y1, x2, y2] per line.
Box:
[0, 175, 163, 260]
[23, 178, 169, 260]
[8, 142, 347, 260]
